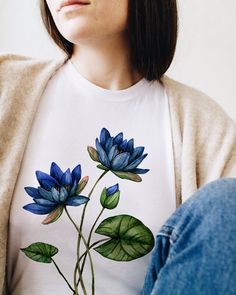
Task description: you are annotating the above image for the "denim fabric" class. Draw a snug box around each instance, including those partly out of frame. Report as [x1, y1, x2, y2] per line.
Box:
[142, 178, 236, 295]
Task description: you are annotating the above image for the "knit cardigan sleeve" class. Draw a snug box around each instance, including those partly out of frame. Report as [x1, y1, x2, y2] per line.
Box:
[163, 75, 236, 205]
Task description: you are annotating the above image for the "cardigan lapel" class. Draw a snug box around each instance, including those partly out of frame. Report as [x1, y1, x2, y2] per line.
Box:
[0, 54, 68, 293]
[162, 76, 182, 208]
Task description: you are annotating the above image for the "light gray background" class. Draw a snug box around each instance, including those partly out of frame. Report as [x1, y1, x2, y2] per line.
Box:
[0, 0, 235, 121]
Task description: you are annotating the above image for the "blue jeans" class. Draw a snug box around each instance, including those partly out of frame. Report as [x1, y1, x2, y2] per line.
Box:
[142, 178, 236, 295]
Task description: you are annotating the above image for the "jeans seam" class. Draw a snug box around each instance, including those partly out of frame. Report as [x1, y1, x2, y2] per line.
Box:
[157, 225, 180, 241]
[156, 225, 180, 259]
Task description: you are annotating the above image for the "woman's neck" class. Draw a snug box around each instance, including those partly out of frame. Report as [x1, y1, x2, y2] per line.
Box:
[71, 34, 142, 90]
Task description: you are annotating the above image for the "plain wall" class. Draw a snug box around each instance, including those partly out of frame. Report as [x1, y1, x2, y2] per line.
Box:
[0, 0, 235, 121]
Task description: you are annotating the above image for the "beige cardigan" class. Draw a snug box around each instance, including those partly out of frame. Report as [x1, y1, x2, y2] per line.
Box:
[0, 53, 236, 294]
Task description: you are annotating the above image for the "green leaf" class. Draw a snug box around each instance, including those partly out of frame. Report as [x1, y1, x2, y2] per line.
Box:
[94, 215, 154, 261]
[42, 206, 63, 225]
[87, 146, 99, 161]
[21, 242, 58, 263]
[97, 164, 109, 171]
[100, 188, 120, 209]
[112, 171, 142, 182]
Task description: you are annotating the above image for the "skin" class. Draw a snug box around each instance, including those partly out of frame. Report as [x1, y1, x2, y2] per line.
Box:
[46, 0, 142, 90]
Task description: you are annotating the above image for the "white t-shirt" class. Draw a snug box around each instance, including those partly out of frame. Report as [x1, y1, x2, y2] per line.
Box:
[7, 59, 176, 295]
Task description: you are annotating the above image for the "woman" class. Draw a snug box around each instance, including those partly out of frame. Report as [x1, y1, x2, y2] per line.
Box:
[0, 0, 235, 294]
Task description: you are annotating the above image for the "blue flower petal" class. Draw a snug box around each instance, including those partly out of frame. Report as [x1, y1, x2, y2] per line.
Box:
[59, 186, 68, 202]
[100, 128, 111, 147]
[105, 137, 113, 153]
[123, 153, 148, 171]
[65, 196, 89, 206]
[38, 187, 55, 202]
[108, 144, 119, 161]
[111, 152, 130, 170]
[36, 170, 60, 190]
[61, 168, 72, 187]
[131, 168, 150, 174]
[24, 187, 41, 199]
[106, 183, 119, 197]
[120, 139, 128, 151]
[23, 203, 55, 215]
[34, 198, 56, 206]
[114, 132, 123, 145]
[51, 187, 61, 202]
[71, 164, 81, 183]
[127, 139, 134, 154]
[96, 138, 110, 168]
[129, 146, 145, 163]
[70, 179, 78, 196]
[50, 162, 64, 182]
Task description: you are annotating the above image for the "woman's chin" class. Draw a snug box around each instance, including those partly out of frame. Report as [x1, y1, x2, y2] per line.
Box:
[58, 24, 94, 44]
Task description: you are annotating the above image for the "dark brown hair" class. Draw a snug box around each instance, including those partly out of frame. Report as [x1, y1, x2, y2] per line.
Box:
[40, 0, 178, 81]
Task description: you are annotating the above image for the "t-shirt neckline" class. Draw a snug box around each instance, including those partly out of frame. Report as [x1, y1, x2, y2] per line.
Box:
[67, 59, 151, 102]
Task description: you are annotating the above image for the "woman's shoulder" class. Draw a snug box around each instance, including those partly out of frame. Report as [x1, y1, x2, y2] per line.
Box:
[0, 53, 66, 97]
[0, 51, 66, 64]
[162, 74, 235, 125]
[0, 52, 38, 61]
[0, 52, 66, 79]
[0, 52, 49, 69]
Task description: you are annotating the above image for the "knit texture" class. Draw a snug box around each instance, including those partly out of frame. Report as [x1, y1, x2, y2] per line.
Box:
[0, 53, 235, 294]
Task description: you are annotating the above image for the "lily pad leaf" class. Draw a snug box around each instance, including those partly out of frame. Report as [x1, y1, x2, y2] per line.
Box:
[94, 215, 154, 261]
[112, 171, 142, 182]
[21, 242, 58, 263]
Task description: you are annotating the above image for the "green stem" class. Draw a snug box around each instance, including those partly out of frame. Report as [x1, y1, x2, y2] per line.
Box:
[51, 258, 75, 294]
[76, 170, 108, 292]
[78, 208, 105, 282]
[88, 170, 109, 198]
[79, 238, 110, 261]
[65, 207, 94, 295]
[77, 208, 105, 287]
[73, 263, 79, 295]
[75, 238, 110, 287]
[87, 208, 105, 246]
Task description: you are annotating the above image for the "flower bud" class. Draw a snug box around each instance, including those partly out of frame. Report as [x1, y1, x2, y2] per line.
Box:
[100, 184, 120, 210]
[87, 146, 99, 162]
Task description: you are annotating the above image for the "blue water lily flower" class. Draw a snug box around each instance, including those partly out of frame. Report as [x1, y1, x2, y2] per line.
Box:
[87, 128, 149, 182]
[23, 162, 89, 224]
